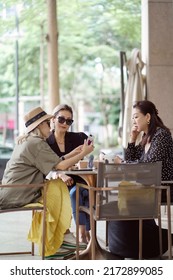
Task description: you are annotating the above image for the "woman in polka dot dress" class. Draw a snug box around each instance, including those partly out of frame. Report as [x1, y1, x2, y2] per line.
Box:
[108, 100, 173, 259]
[125, 100, 173, 202]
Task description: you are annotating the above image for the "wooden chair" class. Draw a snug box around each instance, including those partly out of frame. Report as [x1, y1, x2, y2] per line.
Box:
[76, 161, 172, 260]
[102, 161, 162, 247]
[0, 182, 47, 259]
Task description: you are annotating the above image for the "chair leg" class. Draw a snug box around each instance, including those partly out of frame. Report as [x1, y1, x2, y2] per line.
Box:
[32, 242, 35, 256]
[139, 219, 143, 260]
[32, 210, 35, 256]
[76, 184, 80, 260]
[89, 189, 96, 260]
[90, 216, 96, 259]
[42, 206, 47, 260]
[158, 206, 162, 258]
[105, 221, 108, 247]
[166, 188, 172, 260]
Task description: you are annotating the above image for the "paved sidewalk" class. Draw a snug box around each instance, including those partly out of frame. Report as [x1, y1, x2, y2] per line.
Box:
[0, 211, 107, 260]
[0, 208, 172, 260]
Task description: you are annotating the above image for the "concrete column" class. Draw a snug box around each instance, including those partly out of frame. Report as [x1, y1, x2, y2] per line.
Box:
[142, 0, 173, 134]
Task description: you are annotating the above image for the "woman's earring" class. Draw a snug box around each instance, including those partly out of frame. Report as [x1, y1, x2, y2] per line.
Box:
[147, 120, 150, 125]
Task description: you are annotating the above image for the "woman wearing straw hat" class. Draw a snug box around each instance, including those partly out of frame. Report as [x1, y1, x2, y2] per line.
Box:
[0, 106, 94, 259]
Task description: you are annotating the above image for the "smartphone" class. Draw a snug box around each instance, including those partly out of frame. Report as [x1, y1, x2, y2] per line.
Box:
[87, 134, 94, 145]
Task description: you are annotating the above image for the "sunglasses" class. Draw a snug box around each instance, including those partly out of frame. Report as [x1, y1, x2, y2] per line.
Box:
[57, 116, 74, 126]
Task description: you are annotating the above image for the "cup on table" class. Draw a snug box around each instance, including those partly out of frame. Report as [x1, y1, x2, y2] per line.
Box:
[77, 160, 88, 169]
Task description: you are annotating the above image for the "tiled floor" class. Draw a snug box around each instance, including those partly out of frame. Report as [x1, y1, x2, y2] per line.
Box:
[0, 208, 172, 260]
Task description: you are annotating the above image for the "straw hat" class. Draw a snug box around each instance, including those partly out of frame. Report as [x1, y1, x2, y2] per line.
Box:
[24, 107, 53, 133]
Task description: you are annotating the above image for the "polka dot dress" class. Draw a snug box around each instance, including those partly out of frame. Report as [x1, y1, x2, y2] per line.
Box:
[125, 127, 173, 200]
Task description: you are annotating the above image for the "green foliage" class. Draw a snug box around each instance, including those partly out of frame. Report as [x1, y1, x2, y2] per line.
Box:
[0, 0, 141, 147]
[57, 0, 141, 136]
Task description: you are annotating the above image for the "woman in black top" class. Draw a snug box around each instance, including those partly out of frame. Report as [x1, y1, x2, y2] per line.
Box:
[108, 100, 173, 259]
[47, 104, 90, 244]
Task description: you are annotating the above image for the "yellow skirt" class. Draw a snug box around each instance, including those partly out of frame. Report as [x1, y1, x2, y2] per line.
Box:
[27, 179, 72, 256]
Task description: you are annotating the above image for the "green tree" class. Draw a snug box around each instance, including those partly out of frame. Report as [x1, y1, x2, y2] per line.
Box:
[0, 0, 141, 147]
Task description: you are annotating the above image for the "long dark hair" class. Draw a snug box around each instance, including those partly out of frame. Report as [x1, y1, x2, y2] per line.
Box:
[133, 100, 170, 146]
